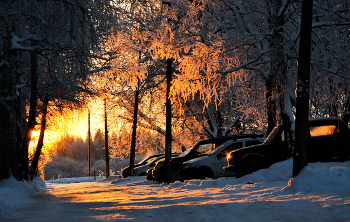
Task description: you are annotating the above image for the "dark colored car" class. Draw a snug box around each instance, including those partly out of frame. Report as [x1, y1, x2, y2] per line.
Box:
[145, 156, 174, 181]
[151, 134, 264, 183]
[224, 117, 350, 178]
[122, 153, 164, 178]
[133, 153, 180, 177]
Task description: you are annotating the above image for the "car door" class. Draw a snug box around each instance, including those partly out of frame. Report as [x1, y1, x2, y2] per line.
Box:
[214, 142, 243, 177]
[309, 124, 345, 162]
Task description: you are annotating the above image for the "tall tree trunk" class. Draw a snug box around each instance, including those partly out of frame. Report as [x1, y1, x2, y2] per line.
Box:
[267, 0, 289, 138]
[29, 96, 48, 180]
[165, 58, 172, 183]
[342, 96, 350, 124]
[293, 0, 313, 178]
[0, 30, 19, 180]
[266, 76, 277, 136]
[272, 2, 295, 156]
[280, 92, 294, 156]
[328, 77, 338, 117]
[20, 47, 38, 180]
[130, 78, 140, 176]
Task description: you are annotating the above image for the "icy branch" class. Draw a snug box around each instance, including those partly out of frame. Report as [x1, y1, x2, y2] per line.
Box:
[312, 21, 350, 28]
[222, 113, 242, 136]
[11, 34, 33, 51]
[220, 49, 272, 75]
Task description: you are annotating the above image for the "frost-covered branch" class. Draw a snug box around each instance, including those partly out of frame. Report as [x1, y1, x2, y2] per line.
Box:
[220, 49, 273, 75]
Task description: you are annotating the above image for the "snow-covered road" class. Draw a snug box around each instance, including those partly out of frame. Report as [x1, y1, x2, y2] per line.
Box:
[3, 159, 350, 221]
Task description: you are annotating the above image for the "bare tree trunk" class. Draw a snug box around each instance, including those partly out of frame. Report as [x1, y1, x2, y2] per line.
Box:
[130, 78, 140, 176]
[29, 96, 48, 180]
[0, 29, 20, 180]
[342, 96, 350, 124]
[293, 0, 313, 178]
[266, 76, 277, 136]
[280, 92, 294, 156]
[21, 47, 38, 180]
[165, 58, 172, 183]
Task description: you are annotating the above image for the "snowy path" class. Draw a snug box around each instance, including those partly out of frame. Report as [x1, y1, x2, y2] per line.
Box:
[4, 159, 350, 221]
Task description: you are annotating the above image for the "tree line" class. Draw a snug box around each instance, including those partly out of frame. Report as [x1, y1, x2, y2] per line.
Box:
[1, 0, 349, 181]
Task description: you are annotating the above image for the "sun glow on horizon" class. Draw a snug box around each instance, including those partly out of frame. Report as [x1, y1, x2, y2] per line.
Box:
[67, 110, 105, 140]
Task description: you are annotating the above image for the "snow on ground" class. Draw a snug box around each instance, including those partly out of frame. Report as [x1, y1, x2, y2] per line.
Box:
[1, 159, 350, 221]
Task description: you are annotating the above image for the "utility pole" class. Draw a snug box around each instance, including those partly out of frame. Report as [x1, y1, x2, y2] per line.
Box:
[88, 109, 91, 176]
[293, 0, 313, 177]
[104, 96, 109, 178]
[162, 0, 173, 183]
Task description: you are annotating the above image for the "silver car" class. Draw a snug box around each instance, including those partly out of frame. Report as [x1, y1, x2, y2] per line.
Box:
[180, 137, 264, 180]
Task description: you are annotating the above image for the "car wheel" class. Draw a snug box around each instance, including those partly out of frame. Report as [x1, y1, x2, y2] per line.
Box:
[170, 170, 181, 183]
[199, 168, 214, 180]
[239, 159, 264, 177]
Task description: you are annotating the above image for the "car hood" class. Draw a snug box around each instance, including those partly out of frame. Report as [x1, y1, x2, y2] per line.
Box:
[183, 156, 207, 164]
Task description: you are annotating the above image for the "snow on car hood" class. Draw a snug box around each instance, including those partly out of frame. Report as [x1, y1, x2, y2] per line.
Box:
[183, 156, 208, 164]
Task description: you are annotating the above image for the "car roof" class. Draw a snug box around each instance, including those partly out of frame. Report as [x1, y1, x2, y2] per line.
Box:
[197, 134, 264, 143]
[209, 137, 265, 155]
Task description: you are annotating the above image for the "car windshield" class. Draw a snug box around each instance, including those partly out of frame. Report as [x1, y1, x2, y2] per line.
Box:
[179, 141, 216, 157]
[179, 142, 199, 157]
[137, 156, 160, 165]
[208, 140, 234, 155]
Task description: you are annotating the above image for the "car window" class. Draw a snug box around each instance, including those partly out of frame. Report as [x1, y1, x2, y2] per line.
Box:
[179, 141, 200, 157]
[195, 143, 215, 156]
[310, 125, 339, 137]
[137, 156, 157, 165]
[221, 142, 243, 157]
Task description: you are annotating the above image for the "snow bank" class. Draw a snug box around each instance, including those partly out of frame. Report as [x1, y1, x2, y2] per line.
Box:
[107, 159, 350, 195]
[0, 176, 45, 220]
[283, 161, 350, 192]
[2, 159, 350, 221]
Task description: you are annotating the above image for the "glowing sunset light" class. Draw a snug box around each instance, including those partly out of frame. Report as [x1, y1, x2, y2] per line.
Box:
[29, 130, 41, 155]
[29, 130, 62, 155]
[67, 110, 105, 140]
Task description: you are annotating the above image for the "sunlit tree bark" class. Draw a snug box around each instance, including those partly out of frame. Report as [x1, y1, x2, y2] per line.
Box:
[29, 96, 48, 180]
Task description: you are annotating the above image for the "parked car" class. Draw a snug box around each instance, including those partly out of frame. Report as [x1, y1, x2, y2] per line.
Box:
[179, 137, 264, 180]
[146, 156, 172, 181]
[151, 134, 264, 183]
[122, 154, 164, 178]
[133, 153, 180, 177]
[224, 117, 350, 178]
[146, 168, 154, 181]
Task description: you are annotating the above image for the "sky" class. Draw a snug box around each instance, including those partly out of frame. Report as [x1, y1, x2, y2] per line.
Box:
[1, 158, 350, 221]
